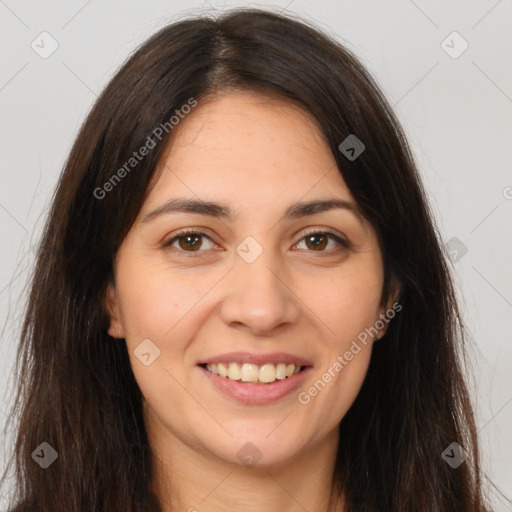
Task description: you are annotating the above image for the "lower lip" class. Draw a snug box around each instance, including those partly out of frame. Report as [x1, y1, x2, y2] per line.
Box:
[198, 365, 312, 405]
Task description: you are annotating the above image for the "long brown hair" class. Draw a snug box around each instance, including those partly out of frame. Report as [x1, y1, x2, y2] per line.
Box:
[1, 7, 492, 511]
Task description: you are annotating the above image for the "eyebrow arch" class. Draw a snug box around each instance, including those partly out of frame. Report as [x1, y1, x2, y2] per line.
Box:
[142, 197, 363, 223]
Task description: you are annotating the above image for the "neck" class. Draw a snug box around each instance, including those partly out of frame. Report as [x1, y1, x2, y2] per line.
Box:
[148, 419, 344, 512]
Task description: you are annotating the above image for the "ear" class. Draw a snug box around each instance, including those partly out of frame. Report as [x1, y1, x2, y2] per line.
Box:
[375, 280, 402, 340]
[105, 282, 125, 339]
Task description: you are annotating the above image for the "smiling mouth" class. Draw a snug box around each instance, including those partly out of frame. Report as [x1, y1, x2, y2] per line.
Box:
[199, 362, 307, 385]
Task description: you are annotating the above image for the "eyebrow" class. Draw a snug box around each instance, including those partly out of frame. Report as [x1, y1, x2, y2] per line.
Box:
[142, 197, 363, 223]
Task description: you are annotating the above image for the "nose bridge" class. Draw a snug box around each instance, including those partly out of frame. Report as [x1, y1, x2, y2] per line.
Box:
[219, 237, 301, 334]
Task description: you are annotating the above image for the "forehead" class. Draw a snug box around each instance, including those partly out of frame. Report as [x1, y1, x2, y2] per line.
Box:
[145, 91, 355, 216]
[167, 90, 329, 162]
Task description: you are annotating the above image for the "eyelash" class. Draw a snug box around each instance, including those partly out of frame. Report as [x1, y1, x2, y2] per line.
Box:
[162, 228, 351, 257]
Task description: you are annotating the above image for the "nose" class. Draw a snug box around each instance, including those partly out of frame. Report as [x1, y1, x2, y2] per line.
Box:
[219, 249, 301, 336]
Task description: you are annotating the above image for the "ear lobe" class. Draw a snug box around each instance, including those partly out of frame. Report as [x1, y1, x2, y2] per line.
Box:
[375, 312, 391, 340]
[376, 280, 402, 340]
[105, 283, 125, 339]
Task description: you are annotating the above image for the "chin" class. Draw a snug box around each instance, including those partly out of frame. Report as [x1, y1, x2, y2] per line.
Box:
[204, 430, 307, 469]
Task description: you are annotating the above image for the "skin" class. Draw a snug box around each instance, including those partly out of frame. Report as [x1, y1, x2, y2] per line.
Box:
[106, 91, 396, 512]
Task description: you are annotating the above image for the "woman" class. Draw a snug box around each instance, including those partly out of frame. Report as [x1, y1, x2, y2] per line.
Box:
[1, 7, 492, 511]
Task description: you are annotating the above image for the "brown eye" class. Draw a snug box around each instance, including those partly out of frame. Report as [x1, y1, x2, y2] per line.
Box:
[296, 231, 350, 253]
[164, 231, 215, 254]
[304, 233, 328, 251]
[178, 234, 202, 251]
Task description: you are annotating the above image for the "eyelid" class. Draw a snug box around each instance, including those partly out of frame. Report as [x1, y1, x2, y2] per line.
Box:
[163, 226, 351, 255]
[296, 227, 352, 250]
[162, 228, 217, 252]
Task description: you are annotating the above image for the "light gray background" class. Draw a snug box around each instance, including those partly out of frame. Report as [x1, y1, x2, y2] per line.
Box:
[1, 0, 511, 509]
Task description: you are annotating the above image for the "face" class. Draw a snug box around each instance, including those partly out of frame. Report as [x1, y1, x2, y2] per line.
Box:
[106, 91, 393, 468]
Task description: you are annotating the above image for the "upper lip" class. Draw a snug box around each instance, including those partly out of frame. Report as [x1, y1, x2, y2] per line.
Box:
[197, 351, 313, 367]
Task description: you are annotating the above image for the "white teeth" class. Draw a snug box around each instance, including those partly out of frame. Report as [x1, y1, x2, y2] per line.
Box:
[258, 364, 276, 383]
[228, 362, 241, 380]
[209, 363, 219, 375]
[218, 363, 228, 377]
[204, 362, 304, 384]
[275, 363, 287, 380]
[240, 363, 259, 383]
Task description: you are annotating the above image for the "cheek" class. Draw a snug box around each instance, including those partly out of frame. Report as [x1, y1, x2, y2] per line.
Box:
[310, 349, 372, 404]
[116, 257, 199, 341]
[317, 260, 384, 342]
[117, 267, 200, 407]
[304, 256, 382, 411]
[115, 261, 221, 399]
